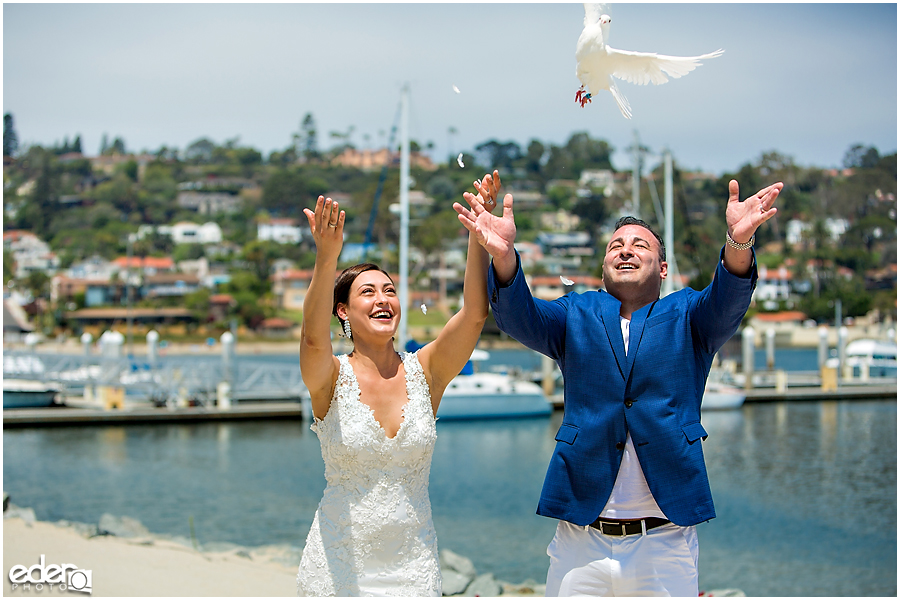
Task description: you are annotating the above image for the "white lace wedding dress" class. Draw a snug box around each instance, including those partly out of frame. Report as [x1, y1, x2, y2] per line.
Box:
[296, 352, 441, 597]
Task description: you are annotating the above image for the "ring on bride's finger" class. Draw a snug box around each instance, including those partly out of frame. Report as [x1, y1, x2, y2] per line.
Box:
[328, 223, 338, 228]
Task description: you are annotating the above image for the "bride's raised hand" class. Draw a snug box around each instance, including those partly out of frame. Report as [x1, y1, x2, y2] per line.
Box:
[303, 196, 345, 262]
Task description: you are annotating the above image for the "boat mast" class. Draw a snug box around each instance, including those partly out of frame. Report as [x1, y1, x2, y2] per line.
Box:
[662, 149, 674, 297]
[398, 83, 410, 348]
[631, 129, 641, 219]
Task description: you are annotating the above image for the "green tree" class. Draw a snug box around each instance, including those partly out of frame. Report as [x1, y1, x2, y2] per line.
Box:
[184, 288, 212, 323]
[799, 276, 872, 322]
[25, 270, 51, 300]
[565, 132, 614, 173]
[525, 140, 546, 176]
[262, 169, 307, 216]
[16, 148, 59, 236]
[474, 140, 522, 171]
[3, 250, 15, 285]
[843, 144, 880, 169]
[4, 113, 19, 157]
[185, 138, 216, 163]
[298, 113, 319, 160]
[222, 270, 268, 328]
[241, 240, 281, 283]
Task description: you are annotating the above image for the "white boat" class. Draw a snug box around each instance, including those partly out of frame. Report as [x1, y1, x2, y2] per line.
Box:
[702, 382, 746, 410]
[3, 379, 61, 409]
[438, 371, 553, 420]
[701, 368, 745, 410]
[827, 338, 897, 378]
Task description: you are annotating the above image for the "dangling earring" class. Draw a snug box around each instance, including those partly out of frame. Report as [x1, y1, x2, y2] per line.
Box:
[343, 319, 352, 340]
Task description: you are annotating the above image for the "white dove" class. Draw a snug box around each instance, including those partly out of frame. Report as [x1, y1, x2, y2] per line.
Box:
[575, 4, 724, 119]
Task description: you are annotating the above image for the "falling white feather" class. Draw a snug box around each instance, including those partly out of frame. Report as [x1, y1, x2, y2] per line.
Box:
[575, 4, 723, 119]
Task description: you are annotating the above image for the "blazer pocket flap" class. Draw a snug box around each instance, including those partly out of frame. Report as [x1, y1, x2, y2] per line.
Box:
[682, 422, 708, 443]
[555, 424, 579, 445]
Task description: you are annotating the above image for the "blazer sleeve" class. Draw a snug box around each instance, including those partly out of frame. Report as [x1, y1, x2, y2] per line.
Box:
[488, 252, 569, 360]
[690, 245, 759, 354]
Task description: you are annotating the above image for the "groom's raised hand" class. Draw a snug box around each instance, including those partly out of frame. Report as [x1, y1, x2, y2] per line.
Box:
[453, 170, 518, 284]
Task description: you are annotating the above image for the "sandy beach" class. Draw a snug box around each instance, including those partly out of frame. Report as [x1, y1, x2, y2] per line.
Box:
[3, 516, 298, 597]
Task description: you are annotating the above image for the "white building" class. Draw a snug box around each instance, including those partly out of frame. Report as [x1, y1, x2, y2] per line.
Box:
[258, 219, 303, 244]
[65, 255, 117, 280]
[579, 169, 615, 194]
[143, 222, 224, 245]
[3, 231, 59, 279]
[753, 265, 793, 303]
[786, 218, 850, 246]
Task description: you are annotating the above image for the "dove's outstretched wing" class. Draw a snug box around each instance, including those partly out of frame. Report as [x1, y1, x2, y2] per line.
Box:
[605, 47, 724, 86]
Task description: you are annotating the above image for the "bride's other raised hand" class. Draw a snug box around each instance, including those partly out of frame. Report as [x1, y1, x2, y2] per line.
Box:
[303, 196, 345, 261]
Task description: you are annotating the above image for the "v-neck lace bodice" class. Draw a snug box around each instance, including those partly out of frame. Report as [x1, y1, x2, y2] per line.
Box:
[297, 351, 440, 596]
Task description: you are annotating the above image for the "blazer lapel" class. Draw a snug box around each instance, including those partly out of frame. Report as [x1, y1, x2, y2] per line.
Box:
[623, 300, 657, 380]
[599, 293, 627, 380]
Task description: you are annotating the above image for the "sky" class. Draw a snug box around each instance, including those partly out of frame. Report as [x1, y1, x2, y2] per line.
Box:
[2, 2, 897, 176]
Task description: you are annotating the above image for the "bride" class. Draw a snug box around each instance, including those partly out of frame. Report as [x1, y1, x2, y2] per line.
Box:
[296, 172, 502, 596]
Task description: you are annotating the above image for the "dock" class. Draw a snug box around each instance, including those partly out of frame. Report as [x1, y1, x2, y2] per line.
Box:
[4, 383, 895, 428]
[547, 383, 896, 409]
[2, 402, 304, 428]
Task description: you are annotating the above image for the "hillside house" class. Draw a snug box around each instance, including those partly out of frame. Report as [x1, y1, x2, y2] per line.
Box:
[258, 219, 303, 244]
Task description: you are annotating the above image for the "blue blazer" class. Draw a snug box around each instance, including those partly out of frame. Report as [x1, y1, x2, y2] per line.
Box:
[488, 247, 757, 527]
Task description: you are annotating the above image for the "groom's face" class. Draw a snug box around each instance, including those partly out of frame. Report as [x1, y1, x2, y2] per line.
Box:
[601, 224, 667, 299]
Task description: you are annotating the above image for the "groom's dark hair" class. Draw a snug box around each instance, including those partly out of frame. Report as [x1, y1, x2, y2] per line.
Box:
[613, 216, 666, 262]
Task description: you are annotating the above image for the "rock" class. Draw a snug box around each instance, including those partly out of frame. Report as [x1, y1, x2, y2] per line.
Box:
[202, 541, 244, 553]
[4, 504, 36, 525]
[155, 533, 196, 549]
[249, 544, 302, 568]
[441, 570, 472, 596]
[441, 548, 477, 578]
[464, 573, 502, 597]
[500, 579, 546, 596]
[55, 520, 100, 539]
[98, 513, 150, 538]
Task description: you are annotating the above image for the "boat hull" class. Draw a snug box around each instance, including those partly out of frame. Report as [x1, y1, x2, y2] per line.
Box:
[437, 392, 553, 420]
[437, 374, 553, 420]
[701, 385, 746, 410]
[3, 380, 59, 409]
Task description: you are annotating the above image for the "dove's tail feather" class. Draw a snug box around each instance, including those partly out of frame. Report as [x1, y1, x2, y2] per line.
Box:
[608, 78, 632, 119]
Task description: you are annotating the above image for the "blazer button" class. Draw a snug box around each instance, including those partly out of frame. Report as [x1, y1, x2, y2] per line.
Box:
[624, 398, 634, 408]
[615, 442, 625, 451]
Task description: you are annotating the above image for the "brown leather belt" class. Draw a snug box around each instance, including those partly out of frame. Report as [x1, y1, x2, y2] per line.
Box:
[589, 517, 671, 536]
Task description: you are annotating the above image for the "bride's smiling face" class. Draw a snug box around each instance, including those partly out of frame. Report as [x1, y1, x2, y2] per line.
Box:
[337, 271, 400, 340]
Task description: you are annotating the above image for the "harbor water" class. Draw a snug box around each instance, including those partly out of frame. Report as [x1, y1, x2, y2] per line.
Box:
[3, 397, 896, 595]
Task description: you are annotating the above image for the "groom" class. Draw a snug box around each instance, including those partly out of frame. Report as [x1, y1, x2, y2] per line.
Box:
[455, 172, 782, 596]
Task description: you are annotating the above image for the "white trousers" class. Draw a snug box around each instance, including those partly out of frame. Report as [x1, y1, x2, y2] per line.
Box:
[545, 520, 699, 597]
